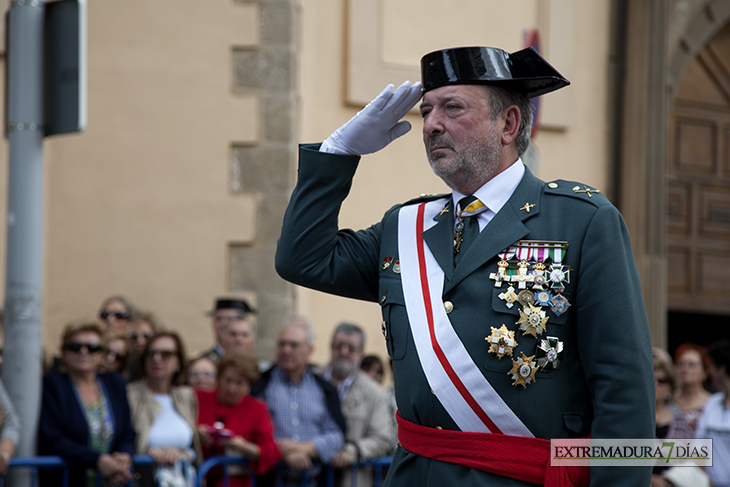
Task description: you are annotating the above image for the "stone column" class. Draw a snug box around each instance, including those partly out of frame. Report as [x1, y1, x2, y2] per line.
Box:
[618, 0, 670, 348]
[230, 0, 298, 361]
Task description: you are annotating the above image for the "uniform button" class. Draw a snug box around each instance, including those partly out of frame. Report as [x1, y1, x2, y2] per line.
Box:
[548, 182, 558, 189]
[436, 426, 443, 430]
[290, 402, 299, 410]
[292, 418, 300, 426]
[444, 301, 454, 313]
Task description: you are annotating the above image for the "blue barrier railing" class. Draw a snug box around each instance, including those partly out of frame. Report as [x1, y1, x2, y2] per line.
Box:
[196, 455, 393, 487]
[2, 454, 393, 487]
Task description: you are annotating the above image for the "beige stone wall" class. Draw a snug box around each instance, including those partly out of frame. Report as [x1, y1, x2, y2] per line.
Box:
[297, 0, 613, 367]
[42, 0, 262, 355]
[0, 0, 617, 371]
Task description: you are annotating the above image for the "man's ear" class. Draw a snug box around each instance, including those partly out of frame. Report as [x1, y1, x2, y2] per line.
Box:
[500, 105, 521, 146]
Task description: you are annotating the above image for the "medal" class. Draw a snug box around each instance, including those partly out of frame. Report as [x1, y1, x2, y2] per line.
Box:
[489, 260, 510, 287]
[393, 260, 401, 274]
[509, 352, 538, 388]
[381, 321, 388, 340]
[549, 293, 571, 316]
[534, 290, 552, 306]
[517, 303, 549, 337]
[536, 337, 564, 371]
[531, 262, 547, 290]
[517, 289, 535, 308]
[381, 257, 394, 270]
[510, 260, 535, 289]
[548, 264, 570, 292]
[485, 325, 518, 359]
[498, 286, 518, 309]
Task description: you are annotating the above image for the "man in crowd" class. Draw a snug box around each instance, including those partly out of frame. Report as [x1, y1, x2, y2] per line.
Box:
[325, 323, 394, 486]
[251, 316, 345, 483]
[199, 297, 255, 363]
[696, 340, 730, 487]
[275, 46, 654, 485]
[220, 313, 271, 371]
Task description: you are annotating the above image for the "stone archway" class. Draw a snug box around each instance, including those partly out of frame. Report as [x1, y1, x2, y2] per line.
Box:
[617, 1, 730, 348]
[667, 15, 730, 316]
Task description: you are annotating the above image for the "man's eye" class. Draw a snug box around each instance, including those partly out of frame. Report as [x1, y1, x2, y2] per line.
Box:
[420, 109, 430, 118]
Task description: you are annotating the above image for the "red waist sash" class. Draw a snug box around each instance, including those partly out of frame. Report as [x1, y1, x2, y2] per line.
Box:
[396, 412, 589, 487]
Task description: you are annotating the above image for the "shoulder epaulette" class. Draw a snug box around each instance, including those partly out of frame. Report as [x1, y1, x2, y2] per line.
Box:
[402, 193, 450, 206]
[543, 180, 610, 207]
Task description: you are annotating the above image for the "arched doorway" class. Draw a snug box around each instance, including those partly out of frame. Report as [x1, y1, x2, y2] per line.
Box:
[666, 21, 730, 352]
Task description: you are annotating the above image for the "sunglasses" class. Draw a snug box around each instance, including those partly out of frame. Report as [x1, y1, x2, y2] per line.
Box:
[147, 349, 177, 360]
[655, 377, 670, 385]
[63, 342, 105, 354]
[127, 331, 154, 341]
[108, 351, 127, 363]
[100, 310, 130, 320]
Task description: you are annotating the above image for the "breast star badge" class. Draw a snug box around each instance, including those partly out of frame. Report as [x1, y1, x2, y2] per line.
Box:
[486, 325, 518, 359]
[536, 337, 564, 371]
[509, 352, 538, 388]
[517, 303, 549, 337]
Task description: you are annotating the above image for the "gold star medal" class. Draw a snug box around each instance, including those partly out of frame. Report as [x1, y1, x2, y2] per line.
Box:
[517, 303, 549, 337]
[486, 325, 518, 359]
[509, 352, 538, 388]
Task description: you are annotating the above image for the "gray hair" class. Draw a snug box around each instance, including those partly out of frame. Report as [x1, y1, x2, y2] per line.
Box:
[333, 322, 365, 350]
[483, 85, 534, 156]
[283, 314, 315, 346]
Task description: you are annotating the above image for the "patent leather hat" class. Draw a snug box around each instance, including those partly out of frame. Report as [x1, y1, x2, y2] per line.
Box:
[421, 46, 569, 98]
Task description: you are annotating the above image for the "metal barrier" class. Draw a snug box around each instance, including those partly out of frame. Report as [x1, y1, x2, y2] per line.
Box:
[1, 455, 155, 487]
[196, 455, 392, 487]
[1, 454, 392, 487]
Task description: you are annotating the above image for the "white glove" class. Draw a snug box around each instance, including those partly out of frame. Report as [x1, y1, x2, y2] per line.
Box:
[321, 81, 423, 156]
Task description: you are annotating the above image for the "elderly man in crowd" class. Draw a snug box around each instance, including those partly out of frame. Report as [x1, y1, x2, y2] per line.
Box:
[219, 314, 271, 373]
[199, 297, 255, 363]
[251, 316, 345, 485]
[325, 322, 394, 486]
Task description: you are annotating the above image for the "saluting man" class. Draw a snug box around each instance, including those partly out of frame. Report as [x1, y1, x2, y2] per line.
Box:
[275, 46, 654, 486]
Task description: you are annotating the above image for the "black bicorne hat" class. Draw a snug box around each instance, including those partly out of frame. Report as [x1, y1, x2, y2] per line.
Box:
[421, 46, 569, 98]
[209, 298, 256, 315]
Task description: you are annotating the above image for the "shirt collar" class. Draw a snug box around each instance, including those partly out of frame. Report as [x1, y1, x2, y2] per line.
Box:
[452, 158, 525, 215]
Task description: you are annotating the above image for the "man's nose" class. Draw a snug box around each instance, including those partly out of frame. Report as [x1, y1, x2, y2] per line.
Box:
[423, 111, 444, 136]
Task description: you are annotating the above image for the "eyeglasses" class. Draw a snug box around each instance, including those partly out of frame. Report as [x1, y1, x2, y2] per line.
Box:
[63, 342, 105, 354]
[100, 310, 130, 320]
[127, 331, 154, 341]
[147, 349, 177, 361]
[655, 377, 670, 385]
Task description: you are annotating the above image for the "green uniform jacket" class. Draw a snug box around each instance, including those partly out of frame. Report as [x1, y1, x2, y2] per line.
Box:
[276, 144, 654, 486]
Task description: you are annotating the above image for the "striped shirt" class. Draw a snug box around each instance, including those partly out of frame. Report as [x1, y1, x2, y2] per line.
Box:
[260, 367, 344, 463]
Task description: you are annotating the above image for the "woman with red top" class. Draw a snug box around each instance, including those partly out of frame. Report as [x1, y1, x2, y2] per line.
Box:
[197, 349, 280, 487]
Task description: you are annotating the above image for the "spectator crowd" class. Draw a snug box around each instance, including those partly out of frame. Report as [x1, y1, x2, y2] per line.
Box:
[0, 294, 728, 486]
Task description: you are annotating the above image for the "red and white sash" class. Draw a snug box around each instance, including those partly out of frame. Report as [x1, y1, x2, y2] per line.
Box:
[397, 200, 533, 437]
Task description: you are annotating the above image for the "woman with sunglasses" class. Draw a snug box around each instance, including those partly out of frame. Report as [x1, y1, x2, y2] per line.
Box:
[99, 295, 135, 334]
[99, 332, 131, 377]
[39, 322, 136, 486]
[126, 331, 201, 486]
